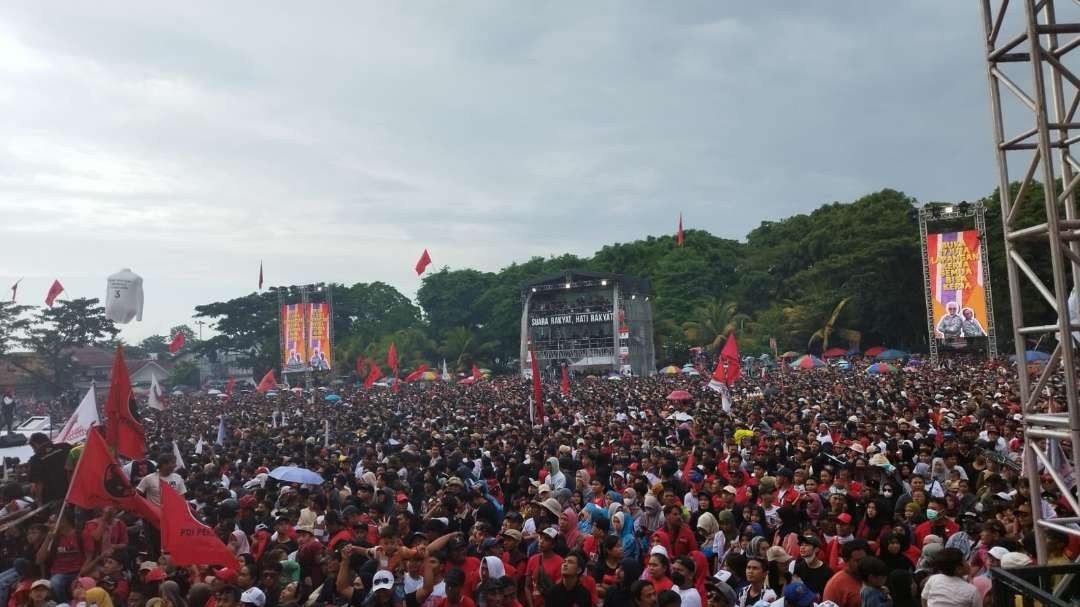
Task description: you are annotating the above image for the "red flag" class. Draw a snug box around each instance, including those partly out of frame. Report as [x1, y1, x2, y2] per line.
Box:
[68, 429, 160, 527]
[168, 332, 186, 354]
[10, 278, 21, 303]
[355, 356, 365, 376]
[258, 261, 264, 290]
[160, 481, 241, 568]
[225, 376, 236, 399]
[45, 280, 64, 307]
[529, 349, 544, 425]
[560, 365, 570, 396]
[387, 343, 398, 371]
[677, 213, 684, 247]
[404, 365, 429, 382]
[104, 346, 146, 460]
[720, 332, 741, 386]
[415, 249, 432, 276]
[364, 362, 383, 389]
[471, 364, 481, 382]
[255, 370, 276, 394]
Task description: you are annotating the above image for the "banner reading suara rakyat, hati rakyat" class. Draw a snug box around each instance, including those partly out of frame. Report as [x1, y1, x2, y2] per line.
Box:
[281, 303, 308, 373]
[307, 302, 332, 372]
[927, 230, 988, 340]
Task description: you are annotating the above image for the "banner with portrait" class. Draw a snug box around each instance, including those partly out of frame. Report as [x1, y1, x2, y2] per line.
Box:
[307, 303, 333, 372]
[927, 230, 988, 342]
[281, 304, 308, 373]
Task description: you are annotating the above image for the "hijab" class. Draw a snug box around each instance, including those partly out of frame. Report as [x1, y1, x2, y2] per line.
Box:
[160, 582, 186, 607]
[481, 556, 506, 580]
[562, 507, 582, 549]
[85, 588, 114, 607]
[231, 530, 252, 556]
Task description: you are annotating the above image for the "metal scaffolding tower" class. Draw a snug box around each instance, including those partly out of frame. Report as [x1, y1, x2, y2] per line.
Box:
[980, 0, 1080, 563]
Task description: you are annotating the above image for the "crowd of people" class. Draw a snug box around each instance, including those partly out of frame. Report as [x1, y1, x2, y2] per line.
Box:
[0, 353, 1066, 607]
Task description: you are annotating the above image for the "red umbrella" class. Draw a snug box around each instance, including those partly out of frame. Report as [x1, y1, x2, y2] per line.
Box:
[821, 347, 847, 358]
[666, 390, 692, 401]
[864, 346, 886, 357]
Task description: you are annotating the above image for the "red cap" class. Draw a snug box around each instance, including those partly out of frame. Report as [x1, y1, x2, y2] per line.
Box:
[629, 463, 640, 472]
[395, 492, 409, 503]
[145, 568, 166, 583]
[215, 568, 238, 584]
[256, 466, 269, 475]
[837, 513, 853, 524]
[239, 495, 257, 509]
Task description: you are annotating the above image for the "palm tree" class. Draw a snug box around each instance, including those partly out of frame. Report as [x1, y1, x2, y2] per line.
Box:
[682, 300, 749, 352]
[807, 297, 861, 352]
[438, 326, 497, 372]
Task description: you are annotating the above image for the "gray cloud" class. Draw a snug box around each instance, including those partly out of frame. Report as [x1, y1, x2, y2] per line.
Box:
[0, 1, 993, 341]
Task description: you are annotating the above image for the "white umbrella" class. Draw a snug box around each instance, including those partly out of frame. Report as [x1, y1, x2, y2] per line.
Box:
[206, 389, 222, 395]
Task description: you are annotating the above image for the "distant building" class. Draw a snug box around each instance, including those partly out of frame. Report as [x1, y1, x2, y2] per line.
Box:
[0, 346, 171, 400]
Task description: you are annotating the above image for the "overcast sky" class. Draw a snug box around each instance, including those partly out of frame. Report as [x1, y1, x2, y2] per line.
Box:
[0, 2, 994, 342]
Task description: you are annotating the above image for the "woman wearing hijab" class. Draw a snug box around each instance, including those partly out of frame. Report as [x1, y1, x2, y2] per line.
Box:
[185, 584, 212, 607]
[879, 534, 915, 572]
[229, 530, 252, 557]
[159, 581, 186, 607]
[613, 511, 642, 563]
[604, 558, 644, 607]
[561, 508, 584, 552]
[85, 587, 114, 607]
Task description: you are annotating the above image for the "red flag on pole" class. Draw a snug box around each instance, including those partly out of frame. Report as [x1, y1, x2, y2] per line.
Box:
[364, 362, 383, 389]
[160, 481, 241, 568]
[258, 261, 264, 290]
[355, 356, 365, 376]
[415, 249, 432, 276]
[168, 332, 186, 354]
[560, 365, 570, 396]
[387, 343, 398, 371]
[404, 365, 429, 382]
[677, 213, 684, 247]
[45, 280, 64, 307]
[104, 346, 146, 460]
[225, 376, 236, 399]
[255, 370, 276, 394]
[67, 429, 160, 527]
[10, 278, 21, 303]
[471, 364, 481, 382]
[529, 349, 544, 425]
[720, 332, 741, 385]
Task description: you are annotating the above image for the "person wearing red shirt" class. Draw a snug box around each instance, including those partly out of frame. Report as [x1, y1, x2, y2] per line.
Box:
[774, 469, 801, 508]
[435, 568, 475, 607]
[914, 504, 959, 546]
[524, 529, 563, 607]
[81, 507, 128, 556]
[651, 505, 699, 559]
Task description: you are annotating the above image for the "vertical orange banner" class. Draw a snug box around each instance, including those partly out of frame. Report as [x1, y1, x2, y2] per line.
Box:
[927, 230, 988, 340]
[281, 304, 308, 373]
[307, 303, 332, 371]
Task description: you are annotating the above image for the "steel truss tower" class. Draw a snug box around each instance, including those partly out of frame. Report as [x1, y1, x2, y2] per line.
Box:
[981, 0, 1080, 563]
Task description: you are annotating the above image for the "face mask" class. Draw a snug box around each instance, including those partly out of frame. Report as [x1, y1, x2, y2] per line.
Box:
[926, 509, 938, 520]
[671, 572, 686, 587]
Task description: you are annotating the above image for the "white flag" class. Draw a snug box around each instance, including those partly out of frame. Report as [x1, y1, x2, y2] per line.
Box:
[194, 437, 205, 455]
[706, 378, 732, 414]
[54, 385, 100, 444]
[147, 373, 165, 411]
[441, 359, 451, 381]
[216, 416, 226, 445]
[172, 441, 186, 471]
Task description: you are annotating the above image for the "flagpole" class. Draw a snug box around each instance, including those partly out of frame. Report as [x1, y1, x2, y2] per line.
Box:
[44, 426, 96, 553]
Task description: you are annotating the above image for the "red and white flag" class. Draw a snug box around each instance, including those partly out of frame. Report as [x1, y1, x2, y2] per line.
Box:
[415, 249, 432, 276]
[68, 429, 160, 527]
[147, 373, 166, 411]
[104, 346, 146, 460]
[55, 385, 100, 444]
[45, 280, 64, 307]
[720, 332, 741, 385]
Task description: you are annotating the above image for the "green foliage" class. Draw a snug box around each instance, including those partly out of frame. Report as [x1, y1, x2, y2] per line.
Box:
[682, 300, 748, 352]
[0, 302, 31, 358]
[168, 360, 201, 388]
[14, 298, 119, 393]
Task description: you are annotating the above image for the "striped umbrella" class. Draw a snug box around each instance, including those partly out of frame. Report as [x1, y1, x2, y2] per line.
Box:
[866, 362, 898, 374]
[790, 355, 826, 369]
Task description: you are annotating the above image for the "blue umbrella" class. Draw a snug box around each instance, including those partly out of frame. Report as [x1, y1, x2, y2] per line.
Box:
[875, 349, 908, 361]
[1009, 350, 1051, 362]
[324, 394, 341, 402]
[268, 466, 325, 485]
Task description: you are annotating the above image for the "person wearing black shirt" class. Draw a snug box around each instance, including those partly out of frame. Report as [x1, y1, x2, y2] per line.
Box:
[26, 434, 70, 505]
[790, 535, 831, 599]
[540, 552, 592, 606]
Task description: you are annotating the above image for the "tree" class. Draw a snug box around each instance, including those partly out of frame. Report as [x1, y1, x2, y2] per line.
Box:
[682, 300, 749, 352]
[139, 335, 170, 358]
[438, 326, 498, 372]
[14, 298, 119, 394]
[807, 297, 862, 353]
[168, 360, 201, 388]
[0, 301, 31, 359]
[169, 324, 197, 346]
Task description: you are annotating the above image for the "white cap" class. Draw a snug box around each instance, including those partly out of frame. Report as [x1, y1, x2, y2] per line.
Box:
[988, 546, 1009, 561]
[240, 588, 266, 607]
[371, 570, 394, 592]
